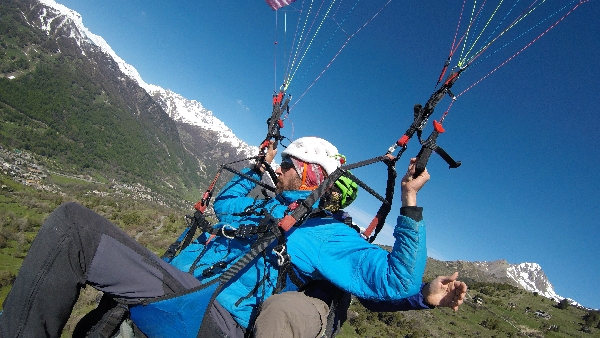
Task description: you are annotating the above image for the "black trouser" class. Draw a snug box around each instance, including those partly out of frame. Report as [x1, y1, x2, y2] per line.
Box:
[0, 202, 200, 338]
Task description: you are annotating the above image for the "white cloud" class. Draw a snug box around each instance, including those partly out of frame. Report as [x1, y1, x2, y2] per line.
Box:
[426, 248, 447, 261]
[237, 99, 250, 111]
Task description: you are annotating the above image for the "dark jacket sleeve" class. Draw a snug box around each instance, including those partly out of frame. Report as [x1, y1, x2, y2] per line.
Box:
[400, 206, 423, 222]
[357, 283, 434, 311]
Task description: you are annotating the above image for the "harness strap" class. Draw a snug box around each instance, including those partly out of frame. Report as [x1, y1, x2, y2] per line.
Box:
[273, 228, 305, 294]
[279, 155, 387, 232]
[324, 289, 352, 338]
[72, 295, 130, 337]
[195, 215, 283, 336]
[363, 157, 397, 242]
[219, 215, 281, 283]
[162, 210, 213, 260]
[221, 164, 277, 192]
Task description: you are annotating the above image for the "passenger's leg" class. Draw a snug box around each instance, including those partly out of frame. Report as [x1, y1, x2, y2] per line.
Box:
[0, 202, 198, 338]
[254, 291, 329, 338]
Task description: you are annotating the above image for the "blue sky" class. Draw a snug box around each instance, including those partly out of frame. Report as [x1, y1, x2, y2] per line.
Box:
[54, 0, 600, 309]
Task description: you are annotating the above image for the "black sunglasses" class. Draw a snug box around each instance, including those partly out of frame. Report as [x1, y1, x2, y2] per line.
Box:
[280, 157, 295, 170]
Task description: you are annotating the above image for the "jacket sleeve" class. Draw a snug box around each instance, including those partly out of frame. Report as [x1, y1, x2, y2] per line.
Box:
[357, 283, 433, 311]
[287, 206, 427, 302]
[212, 167, 261, 224]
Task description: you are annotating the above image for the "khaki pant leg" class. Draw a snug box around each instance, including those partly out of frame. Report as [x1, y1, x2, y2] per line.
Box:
[254, 291, 330, 338]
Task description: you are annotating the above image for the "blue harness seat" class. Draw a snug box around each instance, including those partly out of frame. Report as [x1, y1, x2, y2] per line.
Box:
[129, 280, 220, 338]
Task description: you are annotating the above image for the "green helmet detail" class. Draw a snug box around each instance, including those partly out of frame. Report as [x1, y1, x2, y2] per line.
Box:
[335, 175, 358, 208]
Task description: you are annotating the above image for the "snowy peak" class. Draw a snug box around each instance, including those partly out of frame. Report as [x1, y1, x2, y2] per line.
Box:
[146, 86, 258, 157]
[36, 0, 256, 159]
[506, 262, 560, 300]
[473, 260, 563, 302]
[37, 0, 147, 87]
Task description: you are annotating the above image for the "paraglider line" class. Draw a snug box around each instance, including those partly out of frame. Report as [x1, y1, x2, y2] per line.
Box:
[290, 0, 393, 110]
[461, 0, 548, 67]
[456, 0, 586, 98]
[291, 0, 361, 88]
[468, 0, 576, 71]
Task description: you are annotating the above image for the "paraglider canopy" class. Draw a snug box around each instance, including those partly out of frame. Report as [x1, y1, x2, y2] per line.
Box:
[265, 0, 296, 11]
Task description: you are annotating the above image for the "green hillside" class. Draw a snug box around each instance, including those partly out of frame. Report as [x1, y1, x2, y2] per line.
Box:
[0, 0, 203, 201]
[337, 282, 598, 337]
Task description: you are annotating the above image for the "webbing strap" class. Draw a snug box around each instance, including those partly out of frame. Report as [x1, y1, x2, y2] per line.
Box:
[73, 295, 129, 337]
[99, 304, 129, 337]
[183, 212, 212, 246]
[364, 158, 397, 242]
[273, 241, 304, 294]
[219, 215, 281, 283]
[221, 164, 276, 192]
[324, 289, 351, 338]
[196, 216, 282, 336]
[162, 210, 213, 260]
[343, 170, 388, 205]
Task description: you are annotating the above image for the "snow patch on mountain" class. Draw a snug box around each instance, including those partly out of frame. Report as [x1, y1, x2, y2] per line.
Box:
[147, 85, 257, 156]
[506, 262, 561, 300]
[37, 0, 147, 87]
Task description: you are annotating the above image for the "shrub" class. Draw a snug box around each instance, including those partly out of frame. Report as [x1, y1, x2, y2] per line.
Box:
[583, 310, 600, 327]
[556, 298, 570, 310]
[0, 270, 16, 287]
[121, 212, 141, 227]
[0, 232, 7, 248]
[355, 325, 367, 335]
[480, 317, 499, 330]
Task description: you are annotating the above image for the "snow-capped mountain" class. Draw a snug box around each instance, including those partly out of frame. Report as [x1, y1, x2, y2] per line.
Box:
[36, 0, 257, 159]
[37, 0, 146, 86]
[506, 262, 560, 300]
[472, 260, 578, 305]
[146, 85, 257, 157]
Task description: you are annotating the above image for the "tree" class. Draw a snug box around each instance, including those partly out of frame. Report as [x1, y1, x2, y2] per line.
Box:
[583, 310, 600, 328]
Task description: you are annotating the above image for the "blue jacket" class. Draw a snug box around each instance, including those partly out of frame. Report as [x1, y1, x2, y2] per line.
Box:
[169, 168, 428, 328]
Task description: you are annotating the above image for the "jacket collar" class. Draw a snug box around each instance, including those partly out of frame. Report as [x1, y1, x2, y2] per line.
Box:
[277, 190, 312, 205]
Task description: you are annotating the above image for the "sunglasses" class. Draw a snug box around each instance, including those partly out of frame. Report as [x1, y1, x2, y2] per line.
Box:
[280, 157, 295, 170]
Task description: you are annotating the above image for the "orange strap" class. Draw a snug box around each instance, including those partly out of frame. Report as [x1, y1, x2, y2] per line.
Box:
[299, 162, 317, 191]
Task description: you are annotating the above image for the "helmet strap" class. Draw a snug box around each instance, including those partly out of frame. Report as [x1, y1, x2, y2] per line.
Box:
[299, 162, 317, 191]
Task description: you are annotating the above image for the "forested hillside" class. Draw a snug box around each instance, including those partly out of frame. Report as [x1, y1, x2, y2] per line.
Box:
[0, 0, 202, 200]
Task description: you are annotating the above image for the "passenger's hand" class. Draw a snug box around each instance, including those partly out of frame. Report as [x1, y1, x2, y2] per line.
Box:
[422, 272, 468, 311]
